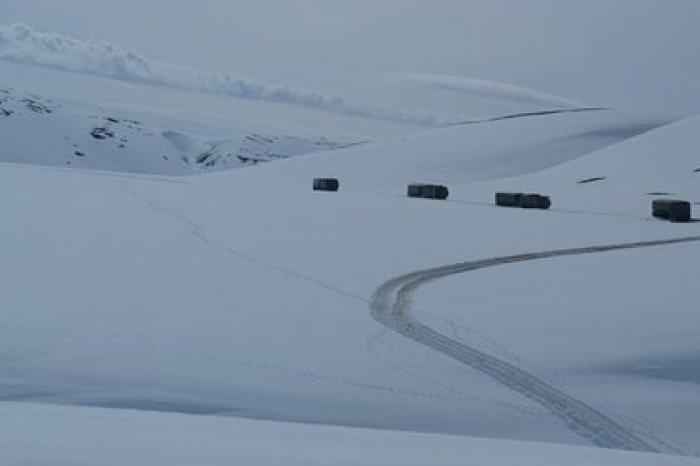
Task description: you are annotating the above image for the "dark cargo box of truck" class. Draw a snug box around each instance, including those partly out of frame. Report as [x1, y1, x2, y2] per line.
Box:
[407, 184, 449, 200]
[495, 192, 522, 207]
[495, 192, 551, 209]
[519, 194, 551, 210]
[652, 199, 691, 222]
[407, 184, 424, 197]
[313, 178, 340, 192]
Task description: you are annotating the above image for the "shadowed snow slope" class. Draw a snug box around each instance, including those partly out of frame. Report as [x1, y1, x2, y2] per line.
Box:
[3, 402, 699, 466]
[252, 109, 664, 188]
[455, 113, 700, 215]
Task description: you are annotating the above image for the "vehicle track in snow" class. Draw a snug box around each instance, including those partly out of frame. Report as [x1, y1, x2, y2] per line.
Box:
[122, 180, 697, 451]
[371, 235, 700, 454]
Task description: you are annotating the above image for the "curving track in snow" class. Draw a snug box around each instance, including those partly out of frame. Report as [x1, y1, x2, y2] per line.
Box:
[371, 236, 700, 454]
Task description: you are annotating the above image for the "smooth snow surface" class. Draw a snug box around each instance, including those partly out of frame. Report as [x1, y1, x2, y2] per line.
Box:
[3, 402, 699, 466]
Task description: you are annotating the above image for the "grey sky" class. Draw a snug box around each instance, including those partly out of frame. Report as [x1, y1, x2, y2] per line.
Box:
[3, 0, 700, 116]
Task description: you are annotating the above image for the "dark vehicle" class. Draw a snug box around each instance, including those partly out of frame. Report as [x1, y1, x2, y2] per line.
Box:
[495, 192, 522, 207]
[313, 178, 339, 192]
[519, 194, 551, 210]
[495, 192, 551, 210]
[407, 183, 449, 200]
[652, 199, 692, 222]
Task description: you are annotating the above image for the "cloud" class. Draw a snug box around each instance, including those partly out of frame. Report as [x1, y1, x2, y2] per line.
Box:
[0, 23, 444, 126]
[397, 72, 585, 109]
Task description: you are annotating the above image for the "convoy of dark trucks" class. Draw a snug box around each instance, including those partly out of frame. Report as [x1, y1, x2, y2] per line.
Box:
[312, 178, 692, 222]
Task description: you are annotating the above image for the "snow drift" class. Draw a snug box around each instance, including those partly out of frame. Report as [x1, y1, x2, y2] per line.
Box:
[0, 23, 443, 126]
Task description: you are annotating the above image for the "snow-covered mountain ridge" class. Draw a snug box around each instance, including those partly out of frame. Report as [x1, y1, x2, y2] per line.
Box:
[0, 85, 349, 174]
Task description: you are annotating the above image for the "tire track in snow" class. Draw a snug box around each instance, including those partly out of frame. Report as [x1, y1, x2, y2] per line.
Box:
[122, 179, 696, 449]
[371, 235, 700, 453]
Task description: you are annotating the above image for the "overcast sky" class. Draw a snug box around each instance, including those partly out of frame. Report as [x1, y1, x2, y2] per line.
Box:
[4, 0, 700, 116]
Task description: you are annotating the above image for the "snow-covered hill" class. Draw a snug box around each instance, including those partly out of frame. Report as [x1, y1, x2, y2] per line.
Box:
[2, 82, 700, 461]
[0, 85, 349, 174]
[2, 40, 700, 465]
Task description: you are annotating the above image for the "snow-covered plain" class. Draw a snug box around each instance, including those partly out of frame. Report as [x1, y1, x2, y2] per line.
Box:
[1, 55, 699, 464]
